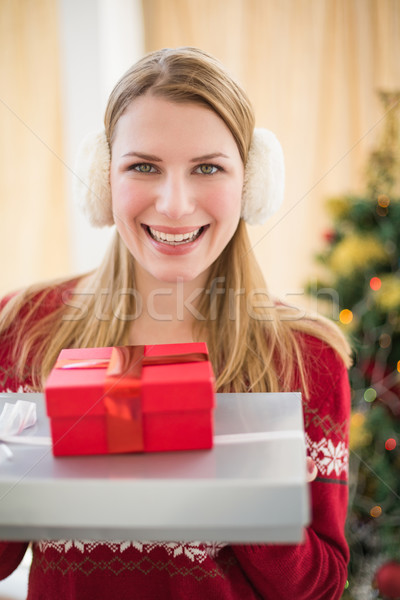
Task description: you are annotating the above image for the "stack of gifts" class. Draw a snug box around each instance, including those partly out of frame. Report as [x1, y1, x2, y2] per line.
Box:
[0, 346, 310, 543]
[45, 343, 215, 456]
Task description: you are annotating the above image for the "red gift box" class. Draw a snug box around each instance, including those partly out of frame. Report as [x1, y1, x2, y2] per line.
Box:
[45, 343, 215, 456]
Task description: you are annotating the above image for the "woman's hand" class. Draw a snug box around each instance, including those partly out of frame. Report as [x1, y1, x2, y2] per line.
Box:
[306, 457, 318, 482]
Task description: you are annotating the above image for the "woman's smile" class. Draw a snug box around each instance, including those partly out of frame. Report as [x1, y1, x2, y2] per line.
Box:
[147, 225, 205, 245]
[143, 224, 210, 253]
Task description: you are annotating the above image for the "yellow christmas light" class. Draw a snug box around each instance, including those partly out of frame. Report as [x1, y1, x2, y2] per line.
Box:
[378, 194, 390, 207]
[339, 309, 353, 324]
[351, 412, 365, 428]
[349, 412, 371, 449]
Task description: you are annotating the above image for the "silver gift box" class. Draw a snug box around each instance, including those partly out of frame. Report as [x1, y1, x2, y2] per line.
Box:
[0, 392, 309, 543]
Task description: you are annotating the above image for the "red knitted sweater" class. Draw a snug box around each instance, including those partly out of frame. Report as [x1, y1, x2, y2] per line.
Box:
[0, 284, 351, 599]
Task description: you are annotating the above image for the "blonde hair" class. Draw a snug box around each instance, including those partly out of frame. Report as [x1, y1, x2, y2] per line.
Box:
[0, 47, 351, 392]
[105, 47, 254, 162]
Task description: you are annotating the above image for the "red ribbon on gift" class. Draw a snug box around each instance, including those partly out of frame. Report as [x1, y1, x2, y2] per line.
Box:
[55, 346, 208, 453]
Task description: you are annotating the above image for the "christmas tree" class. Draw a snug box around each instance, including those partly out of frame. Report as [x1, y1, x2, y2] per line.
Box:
[306, 91, 400, 600]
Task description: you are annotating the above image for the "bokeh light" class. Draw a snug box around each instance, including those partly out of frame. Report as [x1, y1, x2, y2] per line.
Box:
[351, 412, 365, 427]
[376, 205, 388, 217]
[339, 309, 353, 324]
[370, 277, 382, 291]
[385, 438, 397, 451]
[379, 333, 391, 348]
[364, 388, 377, 403]
[370, 505, 382, 518]
[378, 194, 390, 207]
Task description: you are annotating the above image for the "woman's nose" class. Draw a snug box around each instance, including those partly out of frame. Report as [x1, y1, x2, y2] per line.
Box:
[155, 174, 195, 220]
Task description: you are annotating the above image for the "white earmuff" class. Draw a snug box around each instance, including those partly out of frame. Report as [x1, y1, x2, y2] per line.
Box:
[241, 128, 285, 225]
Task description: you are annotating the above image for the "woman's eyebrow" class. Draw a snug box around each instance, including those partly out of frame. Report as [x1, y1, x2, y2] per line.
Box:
[121, 151, 163, 161]
[190, 152, 229, 162]
[120, 151, 230, 162]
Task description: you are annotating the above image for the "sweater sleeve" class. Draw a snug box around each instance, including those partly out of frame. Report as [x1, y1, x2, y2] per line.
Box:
[0, 542, 29, 580]
[0, 289, 65, 577]
[0, 281, 77, 392]
[0, 298, 32, 578]
[231, 337, 351, 600]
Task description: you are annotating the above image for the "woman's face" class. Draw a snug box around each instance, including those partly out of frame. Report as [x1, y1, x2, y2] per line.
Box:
[110, 95, 244, 286]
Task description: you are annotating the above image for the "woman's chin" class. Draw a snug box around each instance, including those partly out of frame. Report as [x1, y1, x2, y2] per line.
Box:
[151, 270, 204, 285]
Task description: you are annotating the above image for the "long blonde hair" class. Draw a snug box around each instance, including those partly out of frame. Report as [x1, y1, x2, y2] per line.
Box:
[0, 47, 351, 392]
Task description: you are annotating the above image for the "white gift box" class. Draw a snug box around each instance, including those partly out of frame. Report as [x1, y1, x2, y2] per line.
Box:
[0, 392, 309, 543]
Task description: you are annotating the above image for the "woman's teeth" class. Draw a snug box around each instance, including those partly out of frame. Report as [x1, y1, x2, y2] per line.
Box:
[148, 226, 203, 245]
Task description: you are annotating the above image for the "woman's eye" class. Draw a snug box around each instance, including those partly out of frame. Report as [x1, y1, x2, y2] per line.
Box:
[132, 163, 156, 173]
[196, 164, 219, 175]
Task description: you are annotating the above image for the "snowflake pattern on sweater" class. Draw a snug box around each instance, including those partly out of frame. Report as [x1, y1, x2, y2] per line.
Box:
[306, 433, 348, 479]
[36, 540, 227, 562]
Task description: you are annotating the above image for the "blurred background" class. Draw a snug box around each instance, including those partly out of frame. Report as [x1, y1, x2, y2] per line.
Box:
[0, 0, 398, 302]
[1, 1, 400, 599]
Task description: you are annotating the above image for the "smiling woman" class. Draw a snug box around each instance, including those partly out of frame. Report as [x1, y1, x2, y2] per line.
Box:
[0, 47, 352, 600]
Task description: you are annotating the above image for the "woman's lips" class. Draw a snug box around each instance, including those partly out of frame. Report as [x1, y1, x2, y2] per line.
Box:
[147, 225, 204, 245]
[142, 224, 209, 253]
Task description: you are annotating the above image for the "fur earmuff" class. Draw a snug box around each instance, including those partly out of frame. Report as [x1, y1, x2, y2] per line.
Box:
[73, 130, 113, 227]
[241, 128, 285, 225]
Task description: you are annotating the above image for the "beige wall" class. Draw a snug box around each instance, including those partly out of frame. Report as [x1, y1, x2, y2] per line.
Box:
[0, 0, 70, 295]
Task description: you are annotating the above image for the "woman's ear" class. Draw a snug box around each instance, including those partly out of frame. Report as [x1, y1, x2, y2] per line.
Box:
[73, 130, 113, 227]
[241, 128, 285, 226]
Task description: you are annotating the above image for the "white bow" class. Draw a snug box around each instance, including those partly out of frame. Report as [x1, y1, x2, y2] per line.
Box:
[0, 401, 51, 458]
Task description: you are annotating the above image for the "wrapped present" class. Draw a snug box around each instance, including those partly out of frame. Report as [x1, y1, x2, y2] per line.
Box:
[45, 343, 215, 457]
